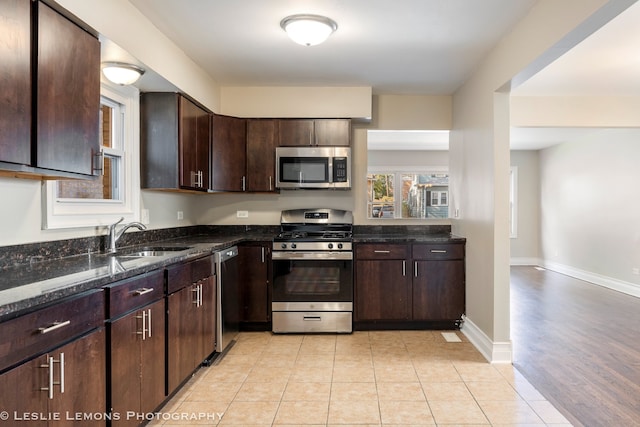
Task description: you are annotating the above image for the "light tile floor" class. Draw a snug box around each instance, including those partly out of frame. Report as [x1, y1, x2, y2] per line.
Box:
[148, 331, 572, 426]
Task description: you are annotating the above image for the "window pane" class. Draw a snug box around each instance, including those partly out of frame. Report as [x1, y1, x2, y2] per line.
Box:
[401, 173, 449, 219]
[100, 103, 113, 148]
[367, 173, 395, 218]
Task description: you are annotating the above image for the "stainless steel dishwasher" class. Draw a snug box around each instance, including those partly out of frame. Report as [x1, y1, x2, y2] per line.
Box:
[214, 246, 240, 352]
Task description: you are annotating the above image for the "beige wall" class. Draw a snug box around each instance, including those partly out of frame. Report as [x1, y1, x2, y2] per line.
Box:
[450, 0, 630, 359]
[509, 151, 540, 264]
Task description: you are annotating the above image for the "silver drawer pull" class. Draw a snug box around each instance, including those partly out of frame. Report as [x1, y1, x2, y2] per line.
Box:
[134, 287, 154, 295]
[38, 320, 71, 334]
[430, 250, 447, 253]
[303, 316, 322, 321]
[373, 250, 390, 253]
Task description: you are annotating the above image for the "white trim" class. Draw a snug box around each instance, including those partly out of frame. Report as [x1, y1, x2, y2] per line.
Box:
[43, 82, 140, 229]
[461, 316, 513, 363]
[510, 257, 542, 266]
[542, 260, 640, 299]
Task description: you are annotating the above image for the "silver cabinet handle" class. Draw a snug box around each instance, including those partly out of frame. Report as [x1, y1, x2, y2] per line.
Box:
[374, 250, 390, 253]
[242, 176, 246, 191]
[147, 308, 152, 338]
[430, 249, 447, 253]
[269, 176, 273, 191]
[40, 356, 55, 399]
[402, 260, 406, 276]
[192, 285, 200, 306]
[414, 261, 418, 277]
[136, 310, 147, 340]
[261, 246, 265, 263]
[39, 320, 71, 334]
[59, 353, 65, 394]
[133, 287, 154, 296]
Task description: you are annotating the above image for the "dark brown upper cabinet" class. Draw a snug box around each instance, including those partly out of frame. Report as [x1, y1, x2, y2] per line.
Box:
[140, 92, 211, 191]
[278, 118, 351, 146]
[246, 119, 278, 192]
[0, 0, 100, 179]
[211, 113, 247, 192]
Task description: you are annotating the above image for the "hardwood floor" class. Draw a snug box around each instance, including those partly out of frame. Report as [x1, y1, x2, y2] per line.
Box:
[510, 266, 640, 427]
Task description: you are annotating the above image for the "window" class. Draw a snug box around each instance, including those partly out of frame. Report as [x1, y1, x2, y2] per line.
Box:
[367, 170, 449, 219]
[44, 82, 140, 229]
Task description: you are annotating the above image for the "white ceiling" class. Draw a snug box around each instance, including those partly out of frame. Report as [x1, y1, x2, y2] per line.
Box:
[120, 0, 640, 150]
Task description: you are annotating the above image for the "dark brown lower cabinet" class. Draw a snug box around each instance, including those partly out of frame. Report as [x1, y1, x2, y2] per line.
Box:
[355, 259, 411, 321]
[166, 257, 216, 395]
[109, 299, 165, 427]
[0, 329, 106, 427]
[239, 243, 271, 326]
[354, 242, 465, 328]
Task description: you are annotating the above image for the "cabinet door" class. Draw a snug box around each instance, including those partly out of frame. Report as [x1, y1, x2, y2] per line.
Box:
[314, 119, 350, 146]
[36, 1, 100, 176]
[239, 244, 270, 322]
[166, 285, 200, 394]
[140, 299, 166, 416]
[246, 119, 278, 192]
[199, 277, 216, 360]
[0, 0, 31, 166]
[179, 96, 200, 189]
[211, 114, 246, 191]
[0, 357, 48, 427]
[278, 119, 314, 146]
[110, 313, 141, 426]
[355, 260, 411, 321]
[196, 110, 211, 190]
[48, 329, 106, 427]
[412, 260, 465, 321]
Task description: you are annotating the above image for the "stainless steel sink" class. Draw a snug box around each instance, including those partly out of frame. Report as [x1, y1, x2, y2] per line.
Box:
[117, 246, 192, 258]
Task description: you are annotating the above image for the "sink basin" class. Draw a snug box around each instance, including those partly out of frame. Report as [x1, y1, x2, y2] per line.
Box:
[117, 246, 192, 258]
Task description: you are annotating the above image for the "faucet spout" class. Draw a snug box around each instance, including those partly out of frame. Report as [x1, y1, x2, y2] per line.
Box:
[107, 217, 147, 253]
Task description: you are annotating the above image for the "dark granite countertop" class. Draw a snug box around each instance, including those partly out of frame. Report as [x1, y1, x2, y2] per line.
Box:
[0, 224, 465, 323]
[0, 232, 273, 322]
[353, 233, 466, 243]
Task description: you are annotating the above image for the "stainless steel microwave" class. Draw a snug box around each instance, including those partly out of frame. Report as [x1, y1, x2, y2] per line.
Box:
[275, 146, 351, 190]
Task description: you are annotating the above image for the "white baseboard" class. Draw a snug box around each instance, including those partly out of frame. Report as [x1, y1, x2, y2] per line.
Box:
[461, 316, 512, 363]
[541, 260, 640, 299]
[510, 257, 541, 266]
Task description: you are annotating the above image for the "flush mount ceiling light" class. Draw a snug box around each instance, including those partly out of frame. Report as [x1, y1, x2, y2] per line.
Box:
[101, 62, 145, 85]
[280, 14, 338, 46]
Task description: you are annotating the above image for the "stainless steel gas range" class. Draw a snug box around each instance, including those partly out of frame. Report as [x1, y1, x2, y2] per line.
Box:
[271, 208, 353, 333]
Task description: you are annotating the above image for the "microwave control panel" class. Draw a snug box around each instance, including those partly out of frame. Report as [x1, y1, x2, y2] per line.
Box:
[333, 158, 348, 182]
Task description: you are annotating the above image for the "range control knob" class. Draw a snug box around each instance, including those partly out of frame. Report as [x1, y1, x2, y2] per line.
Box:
[291, 243, 297, 249]
[328, 243, 334, 249]
[281, 243, 287, 249]
[337, 243, 343, 249]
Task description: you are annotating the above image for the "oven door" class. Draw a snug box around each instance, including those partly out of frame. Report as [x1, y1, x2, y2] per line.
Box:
[271, 251, 353, 304]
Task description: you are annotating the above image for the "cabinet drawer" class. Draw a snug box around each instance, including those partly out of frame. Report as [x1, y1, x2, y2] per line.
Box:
[167, 261, 191, 294]
[0, 289, 104, 372]
[105, 270, 164, 318]
[412, 243, 465, 260]
[191, 255, 213, 282]
[355, 243, 408, 260]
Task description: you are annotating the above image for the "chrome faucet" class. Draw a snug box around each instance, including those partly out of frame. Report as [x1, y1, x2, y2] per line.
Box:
[107, 217, 147, 253]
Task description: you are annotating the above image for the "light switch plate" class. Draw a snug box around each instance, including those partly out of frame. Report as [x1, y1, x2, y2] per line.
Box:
[237, 210, 249, 218]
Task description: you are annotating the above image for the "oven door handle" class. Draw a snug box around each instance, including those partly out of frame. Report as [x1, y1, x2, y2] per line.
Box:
[272, 251, 353, 261]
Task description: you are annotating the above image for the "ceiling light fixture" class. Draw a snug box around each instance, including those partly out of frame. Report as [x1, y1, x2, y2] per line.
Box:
[280, 14, 338, 46]
[101, 62, 145, 85]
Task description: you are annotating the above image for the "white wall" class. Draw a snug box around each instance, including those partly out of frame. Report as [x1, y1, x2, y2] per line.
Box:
[539, 130, 640, 294]
[510, 151, 540, 264]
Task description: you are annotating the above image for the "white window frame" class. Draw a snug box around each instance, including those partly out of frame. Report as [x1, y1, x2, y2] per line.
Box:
[367, 166, 448, 219]
[510, 166, 518, 238]
[43, 82, 140, 229]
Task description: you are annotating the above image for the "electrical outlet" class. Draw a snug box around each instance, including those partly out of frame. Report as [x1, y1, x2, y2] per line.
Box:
[236, 210, 249, 218]
[177, 211, 183, 220]
[141, 209, 150, 225]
